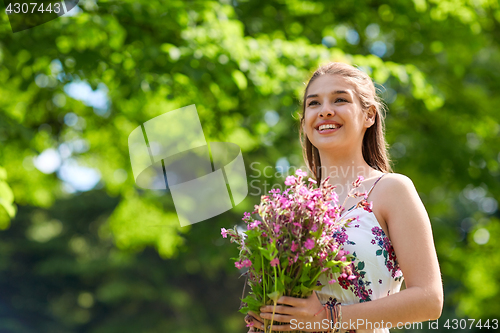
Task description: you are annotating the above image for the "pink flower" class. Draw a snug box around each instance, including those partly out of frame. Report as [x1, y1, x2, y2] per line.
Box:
[235, 261, 243, 269]
[296, 169, 307, 177]
[291, 241, 298, 252]
[248, 220, 261, 230]
[328, 279, 336, 285]
[221, 228, 228, 238]
[270, 258, 280, 267]
[353, 175, 364, 187]
[308, 178, 317, 184]
[304, 238, 315, 250]
[242, 259, 252, 267]
[362, 200, 373, 212]
[285, 176, 297, 186]
[348, 275, 356, 280]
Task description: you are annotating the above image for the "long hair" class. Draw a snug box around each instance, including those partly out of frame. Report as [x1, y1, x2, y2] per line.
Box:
[299, 62, 393, 184]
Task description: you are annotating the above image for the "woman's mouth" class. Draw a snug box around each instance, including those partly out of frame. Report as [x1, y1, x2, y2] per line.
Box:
[316, 124, 342, 134]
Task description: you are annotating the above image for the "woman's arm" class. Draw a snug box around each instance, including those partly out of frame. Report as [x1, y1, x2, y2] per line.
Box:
[254, 173, 443, 331]
[339, 173, 443, 329]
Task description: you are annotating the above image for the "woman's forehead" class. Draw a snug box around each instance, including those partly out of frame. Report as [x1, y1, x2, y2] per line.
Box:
[308, 74, 356, 94]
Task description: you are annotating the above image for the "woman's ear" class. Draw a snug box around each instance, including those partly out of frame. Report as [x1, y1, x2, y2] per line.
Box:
[365, 106, 377, 128]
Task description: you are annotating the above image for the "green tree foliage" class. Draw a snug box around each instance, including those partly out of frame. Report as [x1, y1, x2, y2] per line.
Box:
[0, 0, 499, 331]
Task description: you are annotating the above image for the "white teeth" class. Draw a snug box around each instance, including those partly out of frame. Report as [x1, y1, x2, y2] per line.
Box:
[318, 124, 341, 131]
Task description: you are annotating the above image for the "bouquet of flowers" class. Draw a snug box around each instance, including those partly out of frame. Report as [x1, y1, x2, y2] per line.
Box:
[222, 169, 371, 333]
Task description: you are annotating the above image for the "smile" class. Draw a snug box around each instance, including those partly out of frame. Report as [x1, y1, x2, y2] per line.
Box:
[317, 124, 342, 134]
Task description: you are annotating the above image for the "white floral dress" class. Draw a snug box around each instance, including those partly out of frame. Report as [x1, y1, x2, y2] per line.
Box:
[315, 173, 404, 333]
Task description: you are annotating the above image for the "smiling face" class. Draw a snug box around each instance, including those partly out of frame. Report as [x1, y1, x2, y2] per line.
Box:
[302, 74, 375, 152]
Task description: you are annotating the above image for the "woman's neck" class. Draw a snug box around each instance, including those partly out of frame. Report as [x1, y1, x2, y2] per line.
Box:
[318, 150, 382, 200]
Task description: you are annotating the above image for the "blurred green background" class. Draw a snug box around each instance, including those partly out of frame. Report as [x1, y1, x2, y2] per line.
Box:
[1, 0, 500, 332]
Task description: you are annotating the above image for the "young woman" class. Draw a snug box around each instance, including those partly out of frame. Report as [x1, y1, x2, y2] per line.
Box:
[245, 62, 443, 332]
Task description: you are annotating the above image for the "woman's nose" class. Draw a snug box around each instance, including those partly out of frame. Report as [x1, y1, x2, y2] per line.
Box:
[319, 105, 335, 117]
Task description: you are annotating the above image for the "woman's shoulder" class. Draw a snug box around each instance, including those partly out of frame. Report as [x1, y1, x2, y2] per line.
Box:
[376, 173, 420, 215]
[380, 172, 415, 190]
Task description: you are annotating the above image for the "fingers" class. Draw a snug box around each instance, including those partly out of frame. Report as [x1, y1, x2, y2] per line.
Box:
[245, 311, 263, 331]
[259, 312, 294, 323]
[276, 295, 305, 307]
[247, 310, 263, 322]
[249, 319, 291, 332]
[259, 304, 297, 316]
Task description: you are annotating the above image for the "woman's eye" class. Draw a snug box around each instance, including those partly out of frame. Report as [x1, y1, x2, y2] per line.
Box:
[336, 98, 348, 103]
[307, 100, 319, 106]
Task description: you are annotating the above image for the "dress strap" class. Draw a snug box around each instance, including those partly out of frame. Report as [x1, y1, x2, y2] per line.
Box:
[365, 173, 388, 201]
[342, 173, 388, 215]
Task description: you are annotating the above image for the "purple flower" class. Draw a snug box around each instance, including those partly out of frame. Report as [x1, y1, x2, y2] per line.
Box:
[304, 238, 315, 250]
[270, 258, 279, 267]
[291, 241, 298, 252]
[221, 228, 228, 238]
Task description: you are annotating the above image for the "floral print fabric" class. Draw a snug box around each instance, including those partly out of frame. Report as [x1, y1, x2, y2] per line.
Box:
[314, 174, 404, 333]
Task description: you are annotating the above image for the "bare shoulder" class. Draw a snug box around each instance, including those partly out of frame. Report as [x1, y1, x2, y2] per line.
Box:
[376, 173, 425, 225]
[380, 172, 415, 188]
[377, 172, 418, 196]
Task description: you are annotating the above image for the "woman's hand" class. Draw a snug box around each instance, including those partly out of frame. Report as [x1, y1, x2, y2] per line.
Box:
[246, 291, 330, 332]
[245, 311, 264, 332]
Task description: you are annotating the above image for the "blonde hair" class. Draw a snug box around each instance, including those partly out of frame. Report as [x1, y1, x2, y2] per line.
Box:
[299, 62, 393, 184]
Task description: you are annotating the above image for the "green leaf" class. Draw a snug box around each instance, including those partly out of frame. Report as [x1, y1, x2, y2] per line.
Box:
[376, 249, 383, 256]
[242, 295, 262, 308]
[299, 264, 312, 282]
[357, 262, 365, 270]
[267, 291, 281, 302]
[300, 283, 310, 295]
